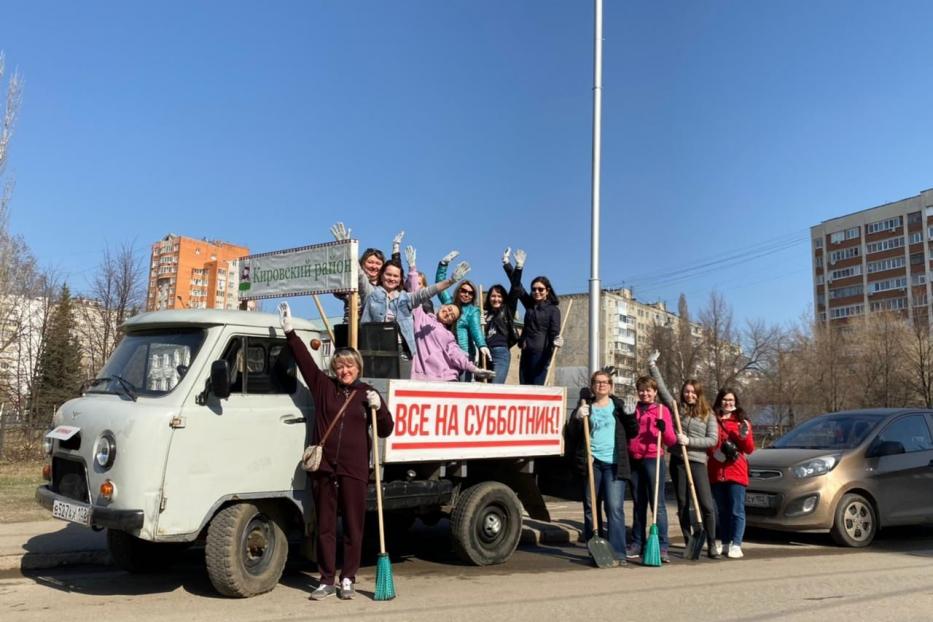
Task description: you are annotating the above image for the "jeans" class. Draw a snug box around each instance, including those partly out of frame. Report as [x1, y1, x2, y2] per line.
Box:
[582, 459, 627, 560]
[712, 482, 747, 546]
[519, 348, 550, 385]
[630, 456, 669, 553]
[489, 345, 511, 384]
[670, 456, 717, 548]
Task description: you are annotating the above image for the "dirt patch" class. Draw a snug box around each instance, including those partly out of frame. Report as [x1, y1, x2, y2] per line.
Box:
[0, 460, 49, 523]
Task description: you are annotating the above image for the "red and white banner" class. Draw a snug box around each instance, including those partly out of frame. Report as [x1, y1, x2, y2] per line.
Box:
[384, 380, 566, 463]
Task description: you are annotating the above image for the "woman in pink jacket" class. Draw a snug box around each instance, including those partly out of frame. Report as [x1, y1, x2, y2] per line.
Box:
[406, 247, 493, 382]
[627, 376, 677, 563]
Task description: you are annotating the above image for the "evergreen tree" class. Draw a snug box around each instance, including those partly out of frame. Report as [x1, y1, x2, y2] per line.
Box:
[30, 284, 84, 425]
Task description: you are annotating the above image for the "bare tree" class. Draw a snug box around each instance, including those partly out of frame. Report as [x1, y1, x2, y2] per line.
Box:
[77, 242, 145, 374]
[904, 316, 933, 408]
[848, 311, 909, 408]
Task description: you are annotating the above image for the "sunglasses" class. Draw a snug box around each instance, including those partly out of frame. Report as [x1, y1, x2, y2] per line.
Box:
[460, 289, 475, 295]
[531, 286, 547, 292]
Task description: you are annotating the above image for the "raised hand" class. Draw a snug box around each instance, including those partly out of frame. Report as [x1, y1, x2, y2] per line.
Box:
[502, 247, 511, 265]
[441, 250, 460, 266]
[405, 245, 416, 269]
[392, 230, 405, 254]
[514, 248, 526, 269]
[278, 302, 294, 333]
[648, 350, 660, 365]
[451, 261, 471, 282]
[330, 222, 351, 242]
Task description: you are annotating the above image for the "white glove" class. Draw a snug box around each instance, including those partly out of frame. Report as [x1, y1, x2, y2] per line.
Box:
[739, 420, 750, 438]
[441, 250, 460, 265]
[330, 222, 351, 242]
[278, 302, 294, 333]
[648, 350, 660, 366]
[366, 390, 381, 409]
[451, 261, 471, 282]
[677, 433, 690, 446]
[480, 346, 491, 360]
[575, 403, 590, 419]
[514, 248, 526, 269]
[472, 369, 494, 381]
[553, 335, 564, 348]
[392, 230, 405, 254]
[405, 245, 416, 269]
[502, 247, 511, 265]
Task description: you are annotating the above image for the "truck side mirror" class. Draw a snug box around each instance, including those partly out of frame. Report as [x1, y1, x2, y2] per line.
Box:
[210, 360, 231, 399]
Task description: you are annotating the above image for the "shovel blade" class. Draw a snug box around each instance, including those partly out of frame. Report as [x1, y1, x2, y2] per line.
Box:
[685, 526, 706, 561]
[586, 536, 617, 568]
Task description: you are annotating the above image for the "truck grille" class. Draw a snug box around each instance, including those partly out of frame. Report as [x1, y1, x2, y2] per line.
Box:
[52, 457, 89, 503]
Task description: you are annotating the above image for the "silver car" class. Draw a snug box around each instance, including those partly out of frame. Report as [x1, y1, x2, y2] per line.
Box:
[746, 409, 933, 546]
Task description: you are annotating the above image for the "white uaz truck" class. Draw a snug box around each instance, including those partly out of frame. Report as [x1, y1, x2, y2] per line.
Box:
[36, 309, 568, 597]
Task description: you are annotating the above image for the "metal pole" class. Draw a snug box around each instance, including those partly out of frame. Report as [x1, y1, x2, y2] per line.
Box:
[588, 0, 604, 375]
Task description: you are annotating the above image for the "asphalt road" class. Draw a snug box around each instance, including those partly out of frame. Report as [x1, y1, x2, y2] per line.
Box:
[2, 512, 933, 622]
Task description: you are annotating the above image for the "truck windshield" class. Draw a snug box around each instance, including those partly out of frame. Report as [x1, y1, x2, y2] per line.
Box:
[86, 329, 207, 397]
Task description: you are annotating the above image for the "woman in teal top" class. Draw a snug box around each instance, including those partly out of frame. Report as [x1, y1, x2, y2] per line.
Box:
[435, 251, 490, 380]
[566, 370, 638, 564]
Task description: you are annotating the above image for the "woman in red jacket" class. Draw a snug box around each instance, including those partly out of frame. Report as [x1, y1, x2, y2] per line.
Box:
[708, 387, 755, 559]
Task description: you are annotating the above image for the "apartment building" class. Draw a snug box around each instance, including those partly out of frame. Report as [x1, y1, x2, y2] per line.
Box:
[556, 288, 702, 398]
[147, 234, 249, 311]
[811, 188, 933, 325]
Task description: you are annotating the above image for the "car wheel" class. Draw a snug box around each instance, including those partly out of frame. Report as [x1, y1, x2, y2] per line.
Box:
[205, 502, 288, 597]
[450, 481, 522, 566]
[830, 493, 877, 547]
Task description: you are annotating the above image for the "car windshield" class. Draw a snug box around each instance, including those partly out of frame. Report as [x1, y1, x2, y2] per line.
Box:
[86, 328, 207, 398]
[772, 415, 881, 449]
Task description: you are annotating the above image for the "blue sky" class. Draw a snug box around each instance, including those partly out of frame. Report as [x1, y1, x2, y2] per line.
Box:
[2, 1, 932, 328]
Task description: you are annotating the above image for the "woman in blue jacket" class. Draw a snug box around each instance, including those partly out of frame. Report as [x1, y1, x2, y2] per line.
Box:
[435, 250, 490, 381]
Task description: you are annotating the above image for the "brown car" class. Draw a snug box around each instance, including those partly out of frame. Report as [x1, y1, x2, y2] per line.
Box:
[746, 409, 933, 546]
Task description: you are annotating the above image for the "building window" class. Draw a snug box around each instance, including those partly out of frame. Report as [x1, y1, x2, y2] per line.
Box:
[909, 231, 923, 244]
[845, 227, 859, 240]
[911, 273, 927, 286]
[830, 247, 861, 263]
[830, 231, 845, 244]
[866, 216, 903, 235]
[830, 265, 862, 281]
[909, 211, 922, 225]
[868, 277, 907, 294]
[869, 297, 908, 312]
[813, 238, 823, 248]
[830, 304, 864, 319]
[865, 237, 904, 254]
[829, 285, 864, 299]
[867, 257, 906, 273]
[815, 274, 824, 285]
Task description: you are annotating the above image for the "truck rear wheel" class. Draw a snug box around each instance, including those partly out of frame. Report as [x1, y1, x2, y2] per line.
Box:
[107, 529, 186, 573]
[450, 482, 522, 566]
[205, 502, 288, 597]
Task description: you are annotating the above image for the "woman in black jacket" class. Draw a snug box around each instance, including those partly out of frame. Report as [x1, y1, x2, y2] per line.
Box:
[566, 370, 638, 565]
[483, 247, 522, 383]
[504, 249, 562, 385]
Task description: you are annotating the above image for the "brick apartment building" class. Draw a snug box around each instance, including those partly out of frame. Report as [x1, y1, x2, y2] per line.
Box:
[147, 234, 249, 311]
[811, 188, 933, 325]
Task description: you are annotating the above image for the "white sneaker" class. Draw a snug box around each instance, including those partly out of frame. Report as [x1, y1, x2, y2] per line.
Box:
[727, 544, 744, 559]
[713, 540, 723, 556]
[338, 578, 354, 600]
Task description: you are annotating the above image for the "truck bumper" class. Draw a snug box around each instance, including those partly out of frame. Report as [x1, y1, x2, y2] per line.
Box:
[36, 485, 145, 532]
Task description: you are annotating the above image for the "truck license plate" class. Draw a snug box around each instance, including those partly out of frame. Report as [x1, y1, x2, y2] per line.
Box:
[52, 499, 91, 526]
[745, 493, 771, 508]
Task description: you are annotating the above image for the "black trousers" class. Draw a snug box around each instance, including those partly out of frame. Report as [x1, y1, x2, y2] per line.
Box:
[669, 456, 717, 548]
[312, 473, 366, 585]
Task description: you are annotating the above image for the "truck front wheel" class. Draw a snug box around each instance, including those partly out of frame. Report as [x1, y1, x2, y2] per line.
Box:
[205, 502, 288, 597]
[107, 529, 186, 573]
[450, 482, 522, 566]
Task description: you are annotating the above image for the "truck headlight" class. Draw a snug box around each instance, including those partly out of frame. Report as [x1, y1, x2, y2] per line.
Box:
[43, 436, 53, 455]
[792, 455, 838, 479]
[95, 432, 117, 469]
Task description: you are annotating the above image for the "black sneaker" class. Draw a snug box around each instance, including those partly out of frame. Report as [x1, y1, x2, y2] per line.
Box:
[310, 584, 337, 600]
[338, 579, 354, 600]
[625, 547, 640, 559]
[660, 551, 671, 564]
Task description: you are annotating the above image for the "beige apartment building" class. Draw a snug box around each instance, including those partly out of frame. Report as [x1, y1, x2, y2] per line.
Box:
[147, 234, 249, 311]
[811, 188, 933, 325]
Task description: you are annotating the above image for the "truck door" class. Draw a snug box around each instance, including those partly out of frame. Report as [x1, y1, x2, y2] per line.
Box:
[158, 332, 312, 537]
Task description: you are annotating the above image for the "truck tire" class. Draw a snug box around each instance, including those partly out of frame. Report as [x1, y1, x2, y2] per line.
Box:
[205, 502, 288, 597]
[450, 482, 522, 566]
[107, 529, 186, 573]
[830, 493, 877, 547]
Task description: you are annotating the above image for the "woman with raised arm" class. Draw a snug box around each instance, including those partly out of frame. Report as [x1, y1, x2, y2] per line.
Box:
[359, 244, 467, 375]
[435, 250, 490, 381]
[329, 222, 404, 323]
[709, 387, 755, 559]
[504, 248, 562, 385]
[648, 352, 721, 558]
[277, 302, 393, 601]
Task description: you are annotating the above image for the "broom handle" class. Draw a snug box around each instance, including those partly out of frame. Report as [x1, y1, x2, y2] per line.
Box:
[545, 299, 573, 387]
[581, 409, 599, 538]
[672, 401, 704, 529]
[312, 294, 336, 344]
[370, 406, 386, 555]
[651, 414, 663, 526]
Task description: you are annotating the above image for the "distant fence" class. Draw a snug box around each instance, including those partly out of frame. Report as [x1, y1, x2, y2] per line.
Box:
[0, 406, 47, 462]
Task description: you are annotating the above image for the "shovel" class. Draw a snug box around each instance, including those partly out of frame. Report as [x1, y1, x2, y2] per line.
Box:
[672, 402, 706, 560]
[581, 408, 616, 568]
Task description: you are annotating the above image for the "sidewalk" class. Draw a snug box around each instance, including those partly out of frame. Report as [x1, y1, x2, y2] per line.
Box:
[0, 500, 682, 573]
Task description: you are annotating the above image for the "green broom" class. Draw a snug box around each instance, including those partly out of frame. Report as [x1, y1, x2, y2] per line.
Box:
[642, 415, 664, 567]
[371, 406, 396, 600]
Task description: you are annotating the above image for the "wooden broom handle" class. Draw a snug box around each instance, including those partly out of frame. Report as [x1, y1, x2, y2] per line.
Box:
[370, 406, 386, 555]
[672, 401, 704, 528]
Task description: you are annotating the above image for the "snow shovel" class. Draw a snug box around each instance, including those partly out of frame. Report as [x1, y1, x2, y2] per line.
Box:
[581, 408, 616, 568]
[672, 402, 706, 560]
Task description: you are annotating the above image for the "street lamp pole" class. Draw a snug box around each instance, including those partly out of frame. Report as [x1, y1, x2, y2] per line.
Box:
[588, 0, 604, 375]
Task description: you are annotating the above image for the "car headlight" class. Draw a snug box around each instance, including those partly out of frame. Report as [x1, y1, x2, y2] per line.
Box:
[792, 455, 838, 479]
[95, 432, 117, 469]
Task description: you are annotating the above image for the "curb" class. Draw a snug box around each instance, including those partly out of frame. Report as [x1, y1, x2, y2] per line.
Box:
[521, 519, 580, 547]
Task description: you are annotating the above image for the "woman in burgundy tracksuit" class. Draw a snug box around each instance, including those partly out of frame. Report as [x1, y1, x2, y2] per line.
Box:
[279, 303, 394, 601]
